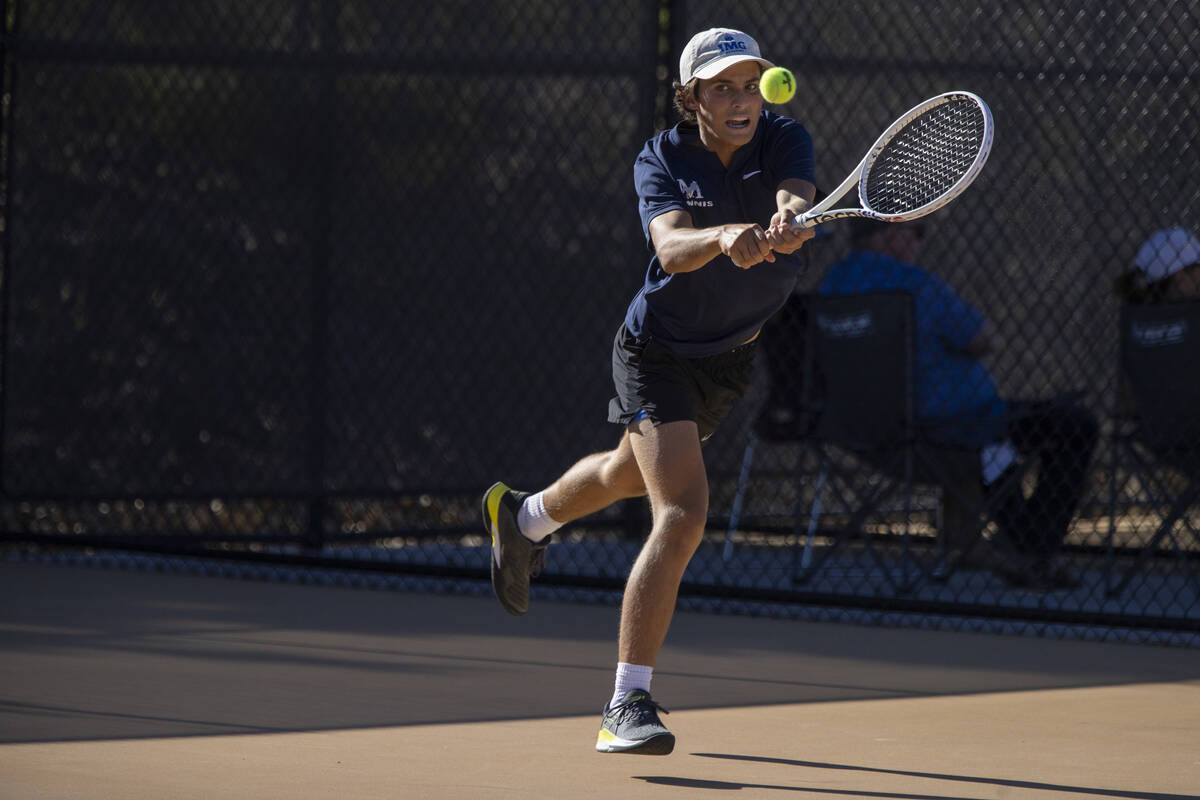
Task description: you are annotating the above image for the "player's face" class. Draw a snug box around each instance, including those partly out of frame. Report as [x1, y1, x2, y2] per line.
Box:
[693, 62, 763, 164]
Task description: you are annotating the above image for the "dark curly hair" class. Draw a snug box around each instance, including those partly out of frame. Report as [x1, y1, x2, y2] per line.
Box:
[672, 79, 697, 123]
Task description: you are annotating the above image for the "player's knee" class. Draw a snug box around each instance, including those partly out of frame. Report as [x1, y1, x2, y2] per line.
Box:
[652, 499, 708, 548]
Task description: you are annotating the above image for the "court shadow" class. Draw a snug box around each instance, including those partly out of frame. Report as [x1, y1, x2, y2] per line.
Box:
[636, 775, 987, 799]
[5, 559, 1199, 744]
[684, 753, 1200, 800]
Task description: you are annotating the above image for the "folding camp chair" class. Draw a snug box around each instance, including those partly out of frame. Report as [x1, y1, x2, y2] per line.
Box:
[792, 291, 1003, 592]
[1106, 301, 1200, 597]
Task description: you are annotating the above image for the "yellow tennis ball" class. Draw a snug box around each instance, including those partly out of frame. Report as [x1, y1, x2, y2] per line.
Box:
[760, 66, 796, 104]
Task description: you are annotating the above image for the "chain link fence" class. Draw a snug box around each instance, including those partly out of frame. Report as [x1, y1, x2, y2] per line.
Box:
[2, 0, 1197, 642]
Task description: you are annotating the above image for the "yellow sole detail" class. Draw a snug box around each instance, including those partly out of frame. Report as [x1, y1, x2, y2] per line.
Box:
[485, 484, 508, 547]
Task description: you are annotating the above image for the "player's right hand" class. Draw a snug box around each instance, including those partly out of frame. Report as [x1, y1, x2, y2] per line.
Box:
[721, 223, 775, 268]
[766, 210, 816, 254]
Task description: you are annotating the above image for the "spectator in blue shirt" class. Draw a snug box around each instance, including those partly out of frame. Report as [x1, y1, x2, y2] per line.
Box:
[481, 28, 816, 755]
[819, 219, 1099, 590]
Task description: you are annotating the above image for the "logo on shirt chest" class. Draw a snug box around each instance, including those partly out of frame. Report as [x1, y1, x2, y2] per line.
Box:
[677, 178, 714, 208]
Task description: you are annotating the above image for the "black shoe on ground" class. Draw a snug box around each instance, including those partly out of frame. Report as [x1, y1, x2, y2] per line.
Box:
[1033, 560, 1082, 590]
[994, 558, 1081, 591]
[481, 482, 550, 616]
[595, 689, 675, 755]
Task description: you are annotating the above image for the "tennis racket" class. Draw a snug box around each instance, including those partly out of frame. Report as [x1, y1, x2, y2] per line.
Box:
[794, 91, 993, 228]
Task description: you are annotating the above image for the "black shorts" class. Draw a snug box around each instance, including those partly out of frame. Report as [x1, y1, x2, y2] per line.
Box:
[606, 324, 758, 442]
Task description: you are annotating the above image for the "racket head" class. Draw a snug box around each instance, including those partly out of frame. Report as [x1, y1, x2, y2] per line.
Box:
[857, 91, 994, 221]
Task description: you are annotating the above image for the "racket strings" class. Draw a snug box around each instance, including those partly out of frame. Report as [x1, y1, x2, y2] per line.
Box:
[864, 99, 987, 216]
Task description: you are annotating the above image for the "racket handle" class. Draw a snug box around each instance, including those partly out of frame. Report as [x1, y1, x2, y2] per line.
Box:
[793, 209, 900, 229]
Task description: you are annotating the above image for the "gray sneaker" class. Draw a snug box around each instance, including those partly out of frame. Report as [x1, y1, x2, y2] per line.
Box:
[595, 689, 675, 755]
[481, 482, 549, 616]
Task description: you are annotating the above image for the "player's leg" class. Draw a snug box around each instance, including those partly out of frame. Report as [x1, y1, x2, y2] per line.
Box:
[618, 418, 708, 666]
[485, 325, 655, 617]
[483, 433, 645, 618]
[596, 337, 757, 753]
[542, 429, 647, 522]
[595, 417, 706, 756]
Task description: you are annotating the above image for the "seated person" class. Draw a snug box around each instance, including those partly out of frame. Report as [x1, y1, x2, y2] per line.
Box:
[817, 219, 1099, 589]
[1112, 227, 1200, 475]
[1113, 227, 1200, 305]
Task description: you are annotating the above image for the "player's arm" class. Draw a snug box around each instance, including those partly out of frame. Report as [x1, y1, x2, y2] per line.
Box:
[766, 178, 817, 254]
[648, 210, 776, 273]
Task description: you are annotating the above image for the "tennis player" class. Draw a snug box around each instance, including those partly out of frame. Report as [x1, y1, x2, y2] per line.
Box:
[483, 27, 816, 755]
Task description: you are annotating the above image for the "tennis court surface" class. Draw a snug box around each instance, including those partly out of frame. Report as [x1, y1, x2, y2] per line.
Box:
[2, 559, 1198, 799]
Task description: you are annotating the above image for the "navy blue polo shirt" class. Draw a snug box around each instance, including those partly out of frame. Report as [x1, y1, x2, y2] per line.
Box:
[625, 110, 815, 357]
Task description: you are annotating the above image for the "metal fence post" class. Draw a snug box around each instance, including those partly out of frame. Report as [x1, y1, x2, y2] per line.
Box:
[306, 0, 337, 550]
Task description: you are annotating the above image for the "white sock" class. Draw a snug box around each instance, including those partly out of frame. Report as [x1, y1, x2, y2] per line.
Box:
[610, 662, 653, 708]
[516, 491, 561, 543]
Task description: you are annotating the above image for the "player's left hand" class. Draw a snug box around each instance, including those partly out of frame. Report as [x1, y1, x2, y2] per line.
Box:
[765, 209, 815, 254]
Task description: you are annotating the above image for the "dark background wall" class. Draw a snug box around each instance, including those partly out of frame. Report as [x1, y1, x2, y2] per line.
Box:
[2, 1, 1197, 633]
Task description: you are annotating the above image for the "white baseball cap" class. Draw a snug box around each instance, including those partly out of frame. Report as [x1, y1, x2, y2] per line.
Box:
[1134, 227, 1200, 282]
[679, 28, 773, 84]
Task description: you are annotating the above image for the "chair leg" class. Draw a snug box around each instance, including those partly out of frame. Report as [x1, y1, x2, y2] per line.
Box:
[793, 452, 903, 588]
[896, 446, 920, 591]
[843, 452, 922, 593]
[1106, 479, 1199, 597]
[1105, 428, 1122, 595]
[723, 431, 757, 562]
[793, 455, 828, 579]
[1106, 441, 1197, 596]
